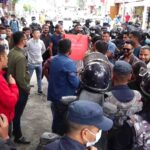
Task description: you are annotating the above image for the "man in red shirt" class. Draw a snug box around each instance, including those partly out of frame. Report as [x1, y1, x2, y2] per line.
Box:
[125, 12, 130, 23]
[0, 45, 19, 123]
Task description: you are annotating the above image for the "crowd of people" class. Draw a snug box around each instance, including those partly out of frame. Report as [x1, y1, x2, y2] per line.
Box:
[0, 13, 149, 150]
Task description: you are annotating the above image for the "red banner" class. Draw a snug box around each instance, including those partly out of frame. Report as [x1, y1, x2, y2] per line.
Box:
[101, 0, 105, 4]
[64, 34, 88, 61]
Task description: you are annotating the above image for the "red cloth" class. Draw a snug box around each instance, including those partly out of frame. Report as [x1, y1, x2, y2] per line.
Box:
[125, 15, 130, 23]
[64, 34, 88, 61]
[0, 70, 19, 123]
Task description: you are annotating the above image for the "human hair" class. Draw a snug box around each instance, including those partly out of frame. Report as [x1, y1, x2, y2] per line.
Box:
[113, 72, 131, 83]
[0, 45, 5, 55]
[125, 40, 135, 48]
[11, 14, 16, 18]
[66, 121, 91, 134]
[42, 24, 49, 29]
[58, 39, 71, 54]
[6, 26, 12, 31]
[32, 28, 40, 34]
[132, 61, 147, 80]
[91, 35, 102, 45]
[55, 24, 61, 29]
[95, 40, 108, 54]
[141, 45, 150, 51]
[103, 31, 110, 36]
[0, 26, 6, 31]
[130, 31, 141, 42]
[13, 31, 25, 45]
[123, 31, 129, 36]
[22, 27, 30, 32]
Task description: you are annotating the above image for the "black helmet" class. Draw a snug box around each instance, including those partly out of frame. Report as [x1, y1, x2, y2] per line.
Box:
[81, 62, 111, 93]
[140, 68, 150, 97]
[85, 19, 92, 24]
[80, 52, 111, 93]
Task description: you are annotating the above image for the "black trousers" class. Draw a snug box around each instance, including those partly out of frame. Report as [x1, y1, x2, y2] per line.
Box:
[51, 102, 68, 136]
[13, 89, 29, 139]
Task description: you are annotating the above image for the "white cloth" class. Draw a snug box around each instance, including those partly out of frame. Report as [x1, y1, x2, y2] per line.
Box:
[0, 39, 9, 55]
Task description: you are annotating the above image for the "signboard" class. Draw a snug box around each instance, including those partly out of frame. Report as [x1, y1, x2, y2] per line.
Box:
[64, 34, 88, 61]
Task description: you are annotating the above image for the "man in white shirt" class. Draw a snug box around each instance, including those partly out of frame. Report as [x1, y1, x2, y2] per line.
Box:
[26, 29, 46, 94]
[0, 26, 9, 55]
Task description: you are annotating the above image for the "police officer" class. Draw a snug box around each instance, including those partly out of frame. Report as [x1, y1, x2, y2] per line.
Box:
[44, 100, 113, 150]
[106, 68, 150, 150]
[78, 52, 112, 105]
[104, 61, 143, 150]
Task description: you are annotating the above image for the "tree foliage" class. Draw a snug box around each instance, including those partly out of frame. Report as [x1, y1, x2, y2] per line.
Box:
[23, 4, 32, 12]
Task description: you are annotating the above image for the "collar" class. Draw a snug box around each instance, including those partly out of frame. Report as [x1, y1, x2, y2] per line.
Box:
[14, 46, 23, 51]
[58, 53, 69, 58]
[112, 85, 129, 90]
[41, 33, 49, 36]
[62, 136, 86, 150]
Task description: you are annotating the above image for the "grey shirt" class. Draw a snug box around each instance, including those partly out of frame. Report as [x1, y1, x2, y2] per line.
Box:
[26, 38, 46, 64]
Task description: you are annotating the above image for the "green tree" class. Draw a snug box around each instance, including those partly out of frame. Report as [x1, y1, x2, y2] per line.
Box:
[11, 0, 20, 12]
[77, 0, 86, 10]
[23, 4, 32, 12]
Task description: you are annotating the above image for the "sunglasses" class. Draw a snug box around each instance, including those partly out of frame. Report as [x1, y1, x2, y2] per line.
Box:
[123, 48, 132, 51]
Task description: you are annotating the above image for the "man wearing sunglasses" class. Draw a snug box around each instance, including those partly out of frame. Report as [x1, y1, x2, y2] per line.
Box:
[119, 40, 139, 66]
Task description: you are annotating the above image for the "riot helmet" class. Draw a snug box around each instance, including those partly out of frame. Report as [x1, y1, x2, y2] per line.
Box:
[80, 52, 111, 93]
[140, 68, 150, 97]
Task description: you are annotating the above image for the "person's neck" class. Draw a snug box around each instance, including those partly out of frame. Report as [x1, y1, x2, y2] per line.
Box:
[0, 65, 2, 71]
[43, 32, 49, 36]
[113, 82, 128, 86]
[55, 32, 60, 35]
[16, 44, 24, 49]
[124, 54, 132, 62]
[134, 42, 140, 48]
[67, 133, 83, 145]
[33, 38, 39, 41]
[60, 53, 69, 56]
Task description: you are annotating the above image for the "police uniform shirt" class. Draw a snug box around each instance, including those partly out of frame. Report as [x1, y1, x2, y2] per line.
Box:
[45, 136, 86, 150]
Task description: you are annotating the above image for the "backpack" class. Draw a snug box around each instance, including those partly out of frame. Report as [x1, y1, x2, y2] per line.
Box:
[127, 115, 150, 150]
[103, 91, 142, 127]
[10, 20, 19, 33]
[36, 132, 60, 150]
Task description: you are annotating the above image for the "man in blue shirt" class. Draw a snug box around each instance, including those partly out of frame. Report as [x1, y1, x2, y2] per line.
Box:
[45, 101, 113, 150]
[50, 24, 63, 56]
[102, 31, 116, 63]
[129, 31, 141, 58]
[48, 39, 80, 135]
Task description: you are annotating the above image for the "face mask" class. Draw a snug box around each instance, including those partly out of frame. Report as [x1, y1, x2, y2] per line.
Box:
[32, 20, 36, 24]
[85, 129, 102, 147]
[0, 34, 7, 40]
[145, 39, 150, 45]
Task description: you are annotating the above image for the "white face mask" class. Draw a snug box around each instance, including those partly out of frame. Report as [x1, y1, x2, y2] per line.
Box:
[85, 129, 102, 147]
[0, 34, 6, 40]
[32, 20, 36, 24]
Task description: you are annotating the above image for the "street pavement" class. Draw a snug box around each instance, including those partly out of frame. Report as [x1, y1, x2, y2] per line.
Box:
[15, 73, 52, 150]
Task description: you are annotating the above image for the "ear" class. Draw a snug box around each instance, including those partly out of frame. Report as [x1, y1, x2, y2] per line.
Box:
[128, 73, 132, 81]
[80, 128, 88, 144]
[0, 55, 2, 62]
